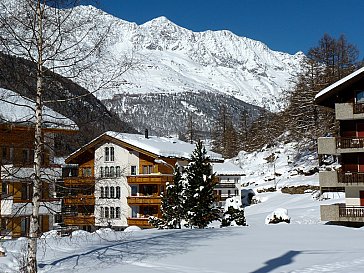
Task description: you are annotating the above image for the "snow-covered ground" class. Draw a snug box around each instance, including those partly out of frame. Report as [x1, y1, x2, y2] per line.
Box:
[2, 143, 361, 273]
[0, 174, 358, 273]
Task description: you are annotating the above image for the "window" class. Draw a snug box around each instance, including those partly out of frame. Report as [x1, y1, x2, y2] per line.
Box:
[105, 167, 110, 177]
[2, 146, 6, 160]
[357, 90, 364, 103]
[116, 166, 121, 177]
[82, 167, 92, 177]
[110, 207, 115, 219]
[110, 167, 115, 177]
[100, 167, 104, 178]
[105, 147, 109, 161]
[228, 190, 231, 197]
[110, 186, 115, 198]
[9, 147, 14, 162]
[21, 182, 33, 201]
[116, 207, 121, 219]
[142, 165, 153, 174]
[131, 185, 138, 196]
[1, 182, 7, 195]
[100, 187, 104, 198]
[104, 207, 109, 218]
[100, 207, 104, 218]
[110, 147, 115, 161]
[105, 186, 109, 198]
[22, 149, 30, 163]
[131, 165, 137, 175]
[116, 186, 121, 199]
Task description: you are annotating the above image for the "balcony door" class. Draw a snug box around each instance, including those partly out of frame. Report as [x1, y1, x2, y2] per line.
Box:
[360, 191, 364, 206]
[357, 123, 364, 137]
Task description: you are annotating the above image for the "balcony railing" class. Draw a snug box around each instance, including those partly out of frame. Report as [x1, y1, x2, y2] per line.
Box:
[127, 196, 161, 205]
[339, 206, 364, 218]
[214, 183, 237, 188]
[64, 195, 95, 206]
[336, 137, 364, 149]
[127, 174, 173, 184]
[63, 176, 95, 187]
[354, 103, 364, 114]
[63, 214, 95, 226]
[127, 216, 158, 228]
[338, 172, 364, 184]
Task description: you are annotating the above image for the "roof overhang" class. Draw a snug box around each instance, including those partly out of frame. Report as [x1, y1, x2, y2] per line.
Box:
[315, 67, 364, 108]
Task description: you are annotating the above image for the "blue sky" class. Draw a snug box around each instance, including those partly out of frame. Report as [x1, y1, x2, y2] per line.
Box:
[93, 0, 364, 59]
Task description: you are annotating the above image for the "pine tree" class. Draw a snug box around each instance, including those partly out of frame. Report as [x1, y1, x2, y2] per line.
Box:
[184, 141, 220, 228]
[160, 165, 184, 229]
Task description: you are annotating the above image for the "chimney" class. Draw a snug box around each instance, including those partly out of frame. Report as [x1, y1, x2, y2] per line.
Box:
[145, 129, 149, 139]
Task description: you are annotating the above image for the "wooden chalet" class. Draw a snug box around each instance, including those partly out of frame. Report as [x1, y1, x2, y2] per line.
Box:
[0, 88, 78, 238]
[62, 130, 223, 230]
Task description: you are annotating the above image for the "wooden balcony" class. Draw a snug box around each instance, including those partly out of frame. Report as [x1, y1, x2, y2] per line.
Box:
[215, 183, 237, 189]
[64, 195, 95, 206]
[127, 196, 161, 205]
[63, 214, 95, 226]
[354, 103, 364, 114]
[338, 172, 364, 184]
[127, 174, 173, 185]
[63, 176, 95, 187]
[127, 217, 154, 228]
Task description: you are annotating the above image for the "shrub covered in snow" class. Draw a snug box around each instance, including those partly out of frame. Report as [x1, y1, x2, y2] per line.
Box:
[124, 226, 142, 232]
[221, 197, 247, 227]
[265, 208, 290, 224]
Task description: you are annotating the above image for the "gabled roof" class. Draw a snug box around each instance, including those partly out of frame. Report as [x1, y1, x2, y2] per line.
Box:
[66, 131, 223, 163]
[0, 88, 78, 131]
[213, 161, 244, 176]
[315, 67, 364, 107]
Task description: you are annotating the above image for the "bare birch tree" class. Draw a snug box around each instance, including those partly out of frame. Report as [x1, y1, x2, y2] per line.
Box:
[0, 1, 135, 272]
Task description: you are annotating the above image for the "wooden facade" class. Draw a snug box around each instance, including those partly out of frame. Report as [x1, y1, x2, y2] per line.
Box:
[0, 124, 65, 238]
[60, 153, 96, 231]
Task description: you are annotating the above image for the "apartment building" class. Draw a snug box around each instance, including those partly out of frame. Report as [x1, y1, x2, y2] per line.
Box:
[316, 67, 364, 225]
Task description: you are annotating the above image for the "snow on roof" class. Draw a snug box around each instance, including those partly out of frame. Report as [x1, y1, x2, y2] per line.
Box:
[213, 161, 244, 176]
[105, 131, 223, 160]
[0, 88, 78, 130]
[315, 66, 364, 101]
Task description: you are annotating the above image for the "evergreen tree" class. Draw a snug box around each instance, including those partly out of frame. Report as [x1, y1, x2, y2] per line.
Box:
[184, 141, 220, 228]
[221, 206, 247, 227]
[160, 165, 184, 229]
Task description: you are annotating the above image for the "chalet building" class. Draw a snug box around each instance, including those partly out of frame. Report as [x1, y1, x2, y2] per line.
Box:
[212, 161, 243, 208]
[316, 67, 364, 225]
[0, 88, 78, 238]
[61, 131, 223, 230]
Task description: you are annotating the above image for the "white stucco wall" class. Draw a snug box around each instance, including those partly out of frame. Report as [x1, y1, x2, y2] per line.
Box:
[1, 198, 61, 216]
[94, 142, 139, 228]
[345, 186, 364, 206]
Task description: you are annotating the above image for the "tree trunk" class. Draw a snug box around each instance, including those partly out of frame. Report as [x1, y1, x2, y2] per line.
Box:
[27, 2, 43, 272]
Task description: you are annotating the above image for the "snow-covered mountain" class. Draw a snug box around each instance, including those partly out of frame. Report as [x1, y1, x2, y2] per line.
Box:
[85, 11, 304, 112]
[1, 2, 305, 136]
